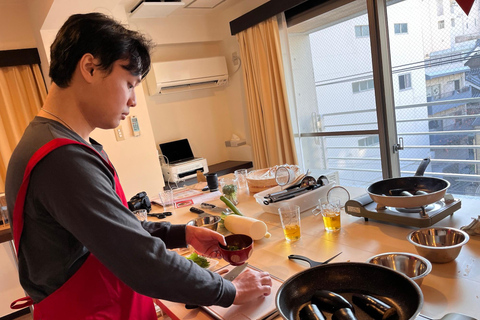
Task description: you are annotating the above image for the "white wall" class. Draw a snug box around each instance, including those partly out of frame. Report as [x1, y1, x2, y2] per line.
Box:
[0, 0, 36, 50]
[128, 3, 264, 167]
[3, 0, 270, 193]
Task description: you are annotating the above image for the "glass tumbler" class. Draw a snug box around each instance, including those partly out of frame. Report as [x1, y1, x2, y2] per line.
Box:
[219, 176, 239, 205]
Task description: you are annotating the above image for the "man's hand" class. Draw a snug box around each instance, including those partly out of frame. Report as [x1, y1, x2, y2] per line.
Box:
[232, 268, 273, 305]
[185, 225, 225, 259]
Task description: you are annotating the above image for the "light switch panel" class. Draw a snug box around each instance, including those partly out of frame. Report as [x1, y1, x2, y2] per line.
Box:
[114, 125, 125, 141]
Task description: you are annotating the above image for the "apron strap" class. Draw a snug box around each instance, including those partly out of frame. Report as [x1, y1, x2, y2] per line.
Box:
[10, 296, 34, 309]
[12, 138, 121, 253]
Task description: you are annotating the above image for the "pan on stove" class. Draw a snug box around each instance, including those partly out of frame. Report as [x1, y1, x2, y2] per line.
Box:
[276, 262, 423, 320]
[367, 158, 450, 208]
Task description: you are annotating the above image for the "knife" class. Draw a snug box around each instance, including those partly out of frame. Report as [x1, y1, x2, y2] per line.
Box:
[185, 263, 249, 309]
[222, 262, 248, 281]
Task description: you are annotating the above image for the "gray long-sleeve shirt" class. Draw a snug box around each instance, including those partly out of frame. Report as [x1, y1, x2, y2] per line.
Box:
[5, 116, 235, 307]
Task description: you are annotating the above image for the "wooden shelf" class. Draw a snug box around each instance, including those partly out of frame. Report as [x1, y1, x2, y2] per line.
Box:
[208, 160, 253, 177]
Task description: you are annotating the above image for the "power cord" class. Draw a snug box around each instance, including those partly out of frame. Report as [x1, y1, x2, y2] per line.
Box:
[159, 154, 175, 190]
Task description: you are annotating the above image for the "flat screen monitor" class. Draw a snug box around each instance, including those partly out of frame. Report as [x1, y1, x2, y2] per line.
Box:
[159, 139, 195, 164]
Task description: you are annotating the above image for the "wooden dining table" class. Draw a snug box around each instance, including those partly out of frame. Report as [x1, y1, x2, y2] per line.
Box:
[152, 184, 480, 319]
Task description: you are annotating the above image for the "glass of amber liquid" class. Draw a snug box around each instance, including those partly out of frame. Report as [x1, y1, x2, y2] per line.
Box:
[278, 204, 301, 242]
[317, 197, 341, 232]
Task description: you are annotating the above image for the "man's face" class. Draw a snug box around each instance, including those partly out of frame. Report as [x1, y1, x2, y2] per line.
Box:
[85, 59, 142, 130]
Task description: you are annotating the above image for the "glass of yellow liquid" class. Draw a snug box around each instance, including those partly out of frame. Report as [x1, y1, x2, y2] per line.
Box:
[278, 204, 301, 242]
[312, 197, 341, 232]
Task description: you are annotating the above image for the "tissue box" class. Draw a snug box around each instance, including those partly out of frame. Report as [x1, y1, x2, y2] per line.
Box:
[225, 139, 246, 147]
[254, 182, 334, 214]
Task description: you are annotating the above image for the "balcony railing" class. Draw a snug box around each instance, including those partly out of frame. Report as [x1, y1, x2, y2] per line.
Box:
[298, 96, 480, 196]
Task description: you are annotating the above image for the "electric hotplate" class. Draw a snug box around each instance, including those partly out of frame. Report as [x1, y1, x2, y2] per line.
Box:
[345, 193, 461, 228]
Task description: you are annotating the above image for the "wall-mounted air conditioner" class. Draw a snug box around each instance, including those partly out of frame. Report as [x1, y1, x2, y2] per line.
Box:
[146, 56, 229, 95]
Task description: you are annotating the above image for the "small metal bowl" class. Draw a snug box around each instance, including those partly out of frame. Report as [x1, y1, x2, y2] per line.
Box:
[407, 227, 470, 263]
[366, 252, 432, 286]
[187, 215, 221, 231]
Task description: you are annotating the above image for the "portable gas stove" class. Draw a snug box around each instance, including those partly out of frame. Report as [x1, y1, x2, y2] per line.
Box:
[345, 193, 461, 228]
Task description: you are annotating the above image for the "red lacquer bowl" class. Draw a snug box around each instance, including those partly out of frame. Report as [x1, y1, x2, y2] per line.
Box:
[219, 234, 253, 266]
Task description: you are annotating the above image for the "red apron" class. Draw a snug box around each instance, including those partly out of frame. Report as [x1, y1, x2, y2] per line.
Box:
[10, 138, 157, 320]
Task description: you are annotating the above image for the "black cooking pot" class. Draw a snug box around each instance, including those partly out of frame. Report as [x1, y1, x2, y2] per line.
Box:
[276, 262, 423, 320]
[367, 158, 450, 208]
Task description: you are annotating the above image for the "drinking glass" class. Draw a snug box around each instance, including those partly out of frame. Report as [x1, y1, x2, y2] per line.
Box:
[158, 190, 174, 212]
[278, 204, 301, 242]
[133, 209, 147, 222]
[312, 197, 341, 232]
[234, 169, 248, 189]
[219, 176, 239, 205]
[205, 173, 219, 192]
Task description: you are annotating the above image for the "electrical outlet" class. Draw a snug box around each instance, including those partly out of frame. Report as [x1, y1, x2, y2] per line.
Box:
[232, 52, 240, 66]
[114, 125, 125, 141]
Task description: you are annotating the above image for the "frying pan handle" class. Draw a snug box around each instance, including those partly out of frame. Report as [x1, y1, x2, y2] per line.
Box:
[414, 157, 431, 176]
[288, 254, 315, 267]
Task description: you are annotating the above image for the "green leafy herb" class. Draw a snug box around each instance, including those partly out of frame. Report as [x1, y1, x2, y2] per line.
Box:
[227, 245, 243, 251]
[222, 184, 237, 196]
[186, 252, 210, 268]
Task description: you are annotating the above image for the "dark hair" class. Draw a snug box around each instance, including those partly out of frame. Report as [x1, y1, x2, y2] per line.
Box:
[49, 12, 153, 88]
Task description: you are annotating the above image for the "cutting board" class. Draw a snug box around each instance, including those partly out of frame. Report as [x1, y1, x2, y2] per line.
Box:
[201, 264, 283, 320]
[155, 264, 283, 320]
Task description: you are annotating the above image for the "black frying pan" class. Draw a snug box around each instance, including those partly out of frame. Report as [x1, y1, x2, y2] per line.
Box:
[367, 158, 450, 208]
[276, 262, 423, 320]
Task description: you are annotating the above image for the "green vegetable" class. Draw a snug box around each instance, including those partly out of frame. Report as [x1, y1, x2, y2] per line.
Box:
[220, 195, 244, 216]
[186, 252, 210, 268]
[222, 184, 237, 196]
[227, 245, 243, 251]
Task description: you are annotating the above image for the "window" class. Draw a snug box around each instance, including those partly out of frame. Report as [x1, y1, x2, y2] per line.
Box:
[437, 0, 444, 16]
[284, 0, 480, 196]
[352, 79, 374, 93]
[451, 18, 455, 27]
[454, 79, 460, 91]
[399, 74, 411, 90]
[355, 25, 369, 37]
[438, 20, 445, 29]
[394, 23, 408, 34]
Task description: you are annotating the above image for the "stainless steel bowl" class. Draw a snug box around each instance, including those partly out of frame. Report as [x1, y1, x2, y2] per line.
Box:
[187, 215, 221, 231]
[407, 227, 469, 263]
[366, 252, 432, 286]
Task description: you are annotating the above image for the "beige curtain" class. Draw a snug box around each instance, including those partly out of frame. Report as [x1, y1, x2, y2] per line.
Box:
[0, 64, 46, 191]
[236, 16, 298, 170]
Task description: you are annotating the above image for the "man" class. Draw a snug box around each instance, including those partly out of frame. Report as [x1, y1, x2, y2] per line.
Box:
[5, 12, 272, 319]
